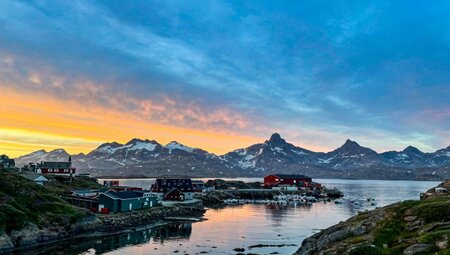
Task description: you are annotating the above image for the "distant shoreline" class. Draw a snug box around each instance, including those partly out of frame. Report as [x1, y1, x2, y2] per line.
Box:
[93, 175, 443, 182]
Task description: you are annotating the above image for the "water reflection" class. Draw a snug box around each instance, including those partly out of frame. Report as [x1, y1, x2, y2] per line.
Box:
[153, 223, 192, 243]
[19, 223, 193, 255]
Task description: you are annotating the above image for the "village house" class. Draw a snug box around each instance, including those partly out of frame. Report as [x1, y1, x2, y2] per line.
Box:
[19, 173, 49, 186]
[98, 190, 157, 213]
[36, 156, 76, 176]
[0, 155, 15, 170]
[151, 178, 194, 201]
[103, 180, 120, 187]
[71, 189, 103, 197]
[192, 180, 206, 192]
[264, 174, 321, 190]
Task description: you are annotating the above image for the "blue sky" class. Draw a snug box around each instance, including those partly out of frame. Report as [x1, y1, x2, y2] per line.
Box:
[1, 0, 449, 154]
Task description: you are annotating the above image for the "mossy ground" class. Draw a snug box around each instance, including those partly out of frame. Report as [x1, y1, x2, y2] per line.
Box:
[0, 171, 100, 234]
[369, 196, 450, 255]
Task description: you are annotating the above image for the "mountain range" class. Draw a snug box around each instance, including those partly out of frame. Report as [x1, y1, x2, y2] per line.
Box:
[14, 133, 450, 180]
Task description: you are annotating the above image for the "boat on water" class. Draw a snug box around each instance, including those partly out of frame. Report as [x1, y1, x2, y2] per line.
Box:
[334, 199, 343, 204]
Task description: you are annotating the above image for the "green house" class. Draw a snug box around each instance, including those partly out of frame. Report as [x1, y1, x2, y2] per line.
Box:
[98, 190, 158, 213]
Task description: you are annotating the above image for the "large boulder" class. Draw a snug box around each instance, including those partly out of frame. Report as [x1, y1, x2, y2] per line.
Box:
[403, 244, 432, 255]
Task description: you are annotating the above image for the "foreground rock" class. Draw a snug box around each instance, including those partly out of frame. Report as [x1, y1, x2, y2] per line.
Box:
[295, 181, 450, 255]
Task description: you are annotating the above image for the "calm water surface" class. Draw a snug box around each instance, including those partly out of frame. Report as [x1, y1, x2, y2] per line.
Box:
[81, 178, 439, 255]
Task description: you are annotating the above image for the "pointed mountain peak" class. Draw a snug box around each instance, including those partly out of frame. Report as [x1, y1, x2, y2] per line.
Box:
[340, 139, 360, 149]
[403, 146, 423, 154]
[268, 133, 287, 145]
[331, 139, 376, 155]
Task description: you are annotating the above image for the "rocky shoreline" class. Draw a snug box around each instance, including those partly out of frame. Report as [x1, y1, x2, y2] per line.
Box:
[0, 205, 205, 254]
[295, 181, 450, 255]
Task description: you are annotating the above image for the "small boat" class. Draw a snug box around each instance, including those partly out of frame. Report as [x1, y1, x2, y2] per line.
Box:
[164, 217, 202, 222]
[334, 199, 343, 204]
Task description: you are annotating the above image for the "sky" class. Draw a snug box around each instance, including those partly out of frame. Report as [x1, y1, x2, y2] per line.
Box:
[1, 0, 450, 157]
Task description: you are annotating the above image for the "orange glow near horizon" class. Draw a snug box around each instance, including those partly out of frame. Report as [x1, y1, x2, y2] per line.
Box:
[0, 87, 264, 157]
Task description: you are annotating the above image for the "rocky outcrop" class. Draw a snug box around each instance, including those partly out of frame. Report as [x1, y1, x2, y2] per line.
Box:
[295, 182, 450, 255]
[0, 233, 14, 253]
[296, 208, 385, 255]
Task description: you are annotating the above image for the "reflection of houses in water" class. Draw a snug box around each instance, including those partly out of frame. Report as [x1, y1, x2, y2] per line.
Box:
[153, 223, 192, 243]
[94, 228, 155, 253]
[21, 223, 193, 255]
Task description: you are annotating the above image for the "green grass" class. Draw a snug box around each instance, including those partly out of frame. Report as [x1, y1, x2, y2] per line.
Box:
[373, 219, 403, 247]
[418, 230, 450, 243]
[0, 171, 89, 234]
[415, 201, 450, 223]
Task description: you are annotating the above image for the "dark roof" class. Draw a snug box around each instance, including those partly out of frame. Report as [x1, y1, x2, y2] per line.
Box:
[42, 162, 71, 169]
[106, 191, 141, 199]
[19, 173, 48, 182]
[165, 188, 182, 196]
[270, 174, 311, 179]
[191, 180, 205, 184]
[131, 189, 151, 193]
[155, 178, 193, 189]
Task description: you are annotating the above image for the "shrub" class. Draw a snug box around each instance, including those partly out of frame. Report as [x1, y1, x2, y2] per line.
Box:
[373, 220, 403, 247]
[416, 201, 450, 223]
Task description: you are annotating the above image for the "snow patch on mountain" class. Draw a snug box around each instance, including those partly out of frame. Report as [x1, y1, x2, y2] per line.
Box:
[127, 141, 157, 151]
[166, 141, 194, 153]
[291, 149, 307, 155]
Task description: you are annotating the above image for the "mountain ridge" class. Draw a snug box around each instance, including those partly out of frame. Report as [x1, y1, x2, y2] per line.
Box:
[13, 134, 450, 180]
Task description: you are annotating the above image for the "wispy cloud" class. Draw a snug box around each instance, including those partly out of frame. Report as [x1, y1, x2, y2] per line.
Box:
[0, 0, 449, 155]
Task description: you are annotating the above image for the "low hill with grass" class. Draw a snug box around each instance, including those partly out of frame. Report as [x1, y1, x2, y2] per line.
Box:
[0, 171, 102, 235]
[296, 183, 450, 255]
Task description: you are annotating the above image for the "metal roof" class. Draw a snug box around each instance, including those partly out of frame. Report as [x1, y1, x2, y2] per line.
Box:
[42, 161, 72, 169]
[106, 191, 141, 199]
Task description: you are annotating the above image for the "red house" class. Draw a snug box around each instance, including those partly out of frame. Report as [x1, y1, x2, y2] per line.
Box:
[103, 180, 120, 187]
[264, 174, 312, 189]
[163, 188, 185, 201]
[37, 161, 75, 176]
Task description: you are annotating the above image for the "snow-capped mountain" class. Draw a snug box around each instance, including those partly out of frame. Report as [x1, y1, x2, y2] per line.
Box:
[318, 139, 381, 169]
[13, 134, 450, 180]
[224, 133, 322, 174]
[15, 148, 70, 165]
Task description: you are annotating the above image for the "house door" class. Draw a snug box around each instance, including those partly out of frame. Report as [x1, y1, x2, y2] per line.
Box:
[129, 203, 132, 211]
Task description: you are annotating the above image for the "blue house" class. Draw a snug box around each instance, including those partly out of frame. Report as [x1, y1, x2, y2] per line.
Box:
[98, 190, 158, 213]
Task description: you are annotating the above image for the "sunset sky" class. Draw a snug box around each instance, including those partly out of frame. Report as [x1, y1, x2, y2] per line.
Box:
[1, 1, 450, 157]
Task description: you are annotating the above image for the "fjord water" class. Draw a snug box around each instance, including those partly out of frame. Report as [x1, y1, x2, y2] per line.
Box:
[80, 179, 438, 255]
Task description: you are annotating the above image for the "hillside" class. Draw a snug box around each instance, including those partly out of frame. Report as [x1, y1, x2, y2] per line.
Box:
[14, 133, 450, 180]
[0, 171, 99, 235]
[296, 182, 450, 255]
